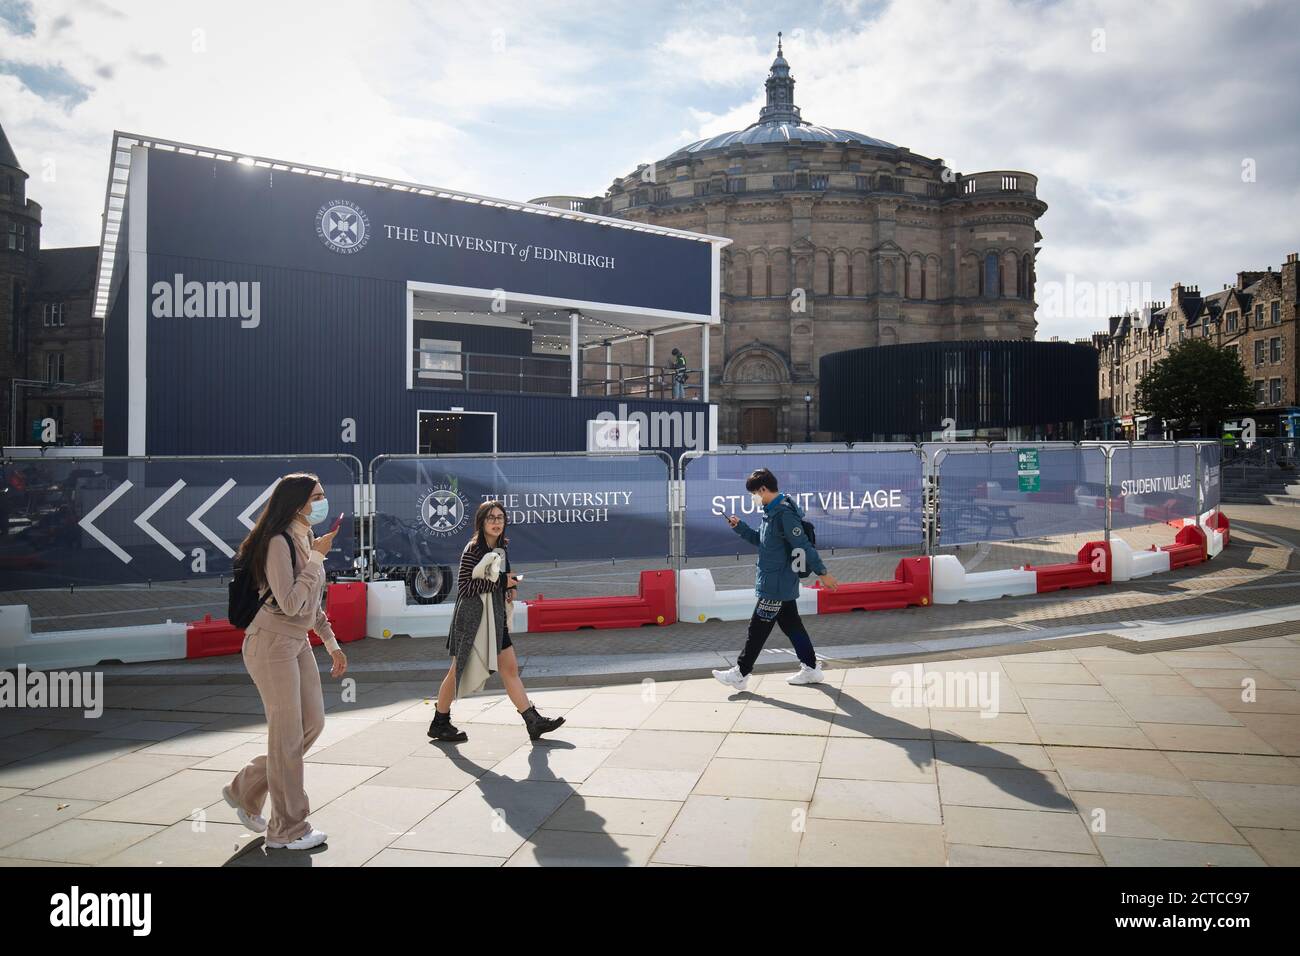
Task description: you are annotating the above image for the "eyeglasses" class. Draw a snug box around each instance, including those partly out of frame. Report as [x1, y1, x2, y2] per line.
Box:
[485, 514, 505, 523]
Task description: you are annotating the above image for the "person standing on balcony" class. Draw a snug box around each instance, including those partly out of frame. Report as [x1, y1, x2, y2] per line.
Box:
[429, 500, 566, 743]
[713, 468, 840, 690]
[671, 347, 688, 400]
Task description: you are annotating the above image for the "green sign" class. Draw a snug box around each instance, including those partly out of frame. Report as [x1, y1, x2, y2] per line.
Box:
[1017, 448, 1040, 493]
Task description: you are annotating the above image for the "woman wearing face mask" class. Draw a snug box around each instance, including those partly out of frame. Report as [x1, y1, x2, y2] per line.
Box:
[223, 473, 348, 851]
[429, 500, 565, 743]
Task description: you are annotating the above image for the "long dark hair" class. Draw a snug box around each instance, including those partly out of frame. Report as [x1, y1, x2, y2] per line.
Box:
[469, 499, 509, 551]
[235, 473, 318, 587]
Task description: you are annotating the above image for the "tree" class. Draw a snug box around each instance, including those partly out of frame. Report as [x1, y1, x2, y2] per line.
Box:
[1135, 338, 1254, 437]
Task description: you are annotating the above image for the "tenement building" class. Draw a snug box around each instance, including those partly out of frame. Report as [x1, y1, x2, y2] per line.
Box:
[0, 121, 101, 448]
[1095, 253, 1300, 439]
[533, 38, 1047, 443]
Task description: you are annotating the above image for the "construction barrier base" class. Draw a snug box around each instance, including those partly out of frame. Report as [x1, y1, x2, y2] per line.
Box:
[678, 568, 818, 623]
[2, 602, 188, 671]
[1162, 525, 1207, 570]
[529, 570, 676, 632]
[814, 557, 931, 613]
[1109, 537, 1171, 581]
[364, 580, 528, 640]
[186, 582, 370, 659]
[1032, 541, 1112, 593]
[932, 556, 1037, 605]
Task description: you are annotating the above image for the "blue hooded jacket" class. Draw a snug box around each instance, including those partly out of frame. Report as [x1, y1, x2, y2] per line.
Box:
[732, 493, 827, 601]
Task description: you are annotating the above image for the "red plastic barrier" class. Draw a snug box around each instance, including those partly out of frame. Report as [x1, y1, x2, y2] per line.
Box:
[527, 569, 676, 633]
[1031, 541, 1111, 593]
[1208, 511, 1230, 546]
[310, 581, 367, 647]
[813, 557, 931, 613]
[1161, 524, 1206, 569]
[185, 615, 245, 659]
[186, 582, 368, 659]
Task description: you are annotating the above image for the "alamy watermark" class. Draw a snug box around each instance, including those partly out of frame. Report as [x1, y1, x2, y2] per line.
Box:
[1, 665, 103, 718]
[151, 274, 261, 328]
[890, 664, 1001, 717]
[1036, 274, 1154, 321]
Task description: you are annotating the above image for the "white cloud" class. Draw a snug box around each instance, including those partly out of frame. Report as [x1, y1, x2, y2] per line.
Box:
[3, 0, 1296, 345]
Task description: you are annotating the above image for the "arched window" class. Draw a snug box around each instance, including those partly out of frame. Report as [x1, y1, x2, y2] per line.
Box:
[745, 266, 752, 296]
[903, 259, 910, 298]
[766, 263, 772, 297]
[984, 252, 999, 300]
[1022, 253, 1032, 299]
[921, 261, 928, 300]
[827, 256, 834, 296]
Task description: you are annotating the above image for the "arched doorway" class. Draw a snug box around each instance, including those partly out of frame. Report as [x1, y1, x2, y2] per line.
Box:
[723, 347, 791, 444]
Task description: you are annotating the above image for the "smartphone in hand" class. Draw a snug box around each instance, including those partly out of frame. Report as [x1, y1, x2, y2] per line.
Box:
[329, 512, 345, 534]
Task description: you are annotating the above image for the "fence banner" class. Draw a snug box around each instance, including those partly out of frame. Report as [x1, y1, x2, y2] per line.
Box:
[936, 446, 1108, 546]
[370, 453, 672, 568]
[1108, 444, 1199, 528]
[0, 456, 359, 590]
[1198, 442, 1222, 512]
[681, 450, 924, 558]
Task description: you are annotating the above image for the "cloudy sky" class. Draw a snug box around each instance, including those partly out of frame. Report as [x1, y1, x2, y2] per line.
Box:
[2, 0, 1297, 340]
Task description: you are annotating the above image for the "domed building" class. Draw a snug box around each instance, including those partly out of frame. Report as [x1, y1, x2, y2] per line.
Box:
[534, 37, 1047, 444]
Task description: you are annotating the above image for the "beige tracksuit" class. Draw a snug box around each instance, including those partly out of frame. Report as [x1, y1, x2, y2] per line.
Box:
[227, 515, 340, 844]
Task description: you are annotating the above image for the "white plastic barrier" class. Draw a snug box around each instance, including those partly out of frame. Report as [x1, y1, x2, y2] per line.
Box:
[931, 556, 1037, 605]
[1207, 527, 1224, 558]
[678, 568, 818, 623]
[1109, 537, 1171, 582]
[0, 605, 187, 670]
[365, 581, 528, 639]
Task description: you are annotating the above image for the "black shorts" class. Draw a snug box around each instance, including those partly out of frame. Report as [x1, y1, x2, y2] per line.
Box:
[500, 630, 512, 651]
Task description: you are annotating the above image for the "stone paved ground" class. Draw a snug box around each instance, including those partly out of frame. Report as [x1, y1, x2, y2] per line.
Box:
[0, 621, 1297, 867]
[0, 504, 1297, 866]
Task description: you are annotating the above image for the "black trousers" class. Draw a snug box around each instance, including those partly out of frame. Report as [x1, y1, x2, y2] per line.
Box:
[737, 599, 817, 676]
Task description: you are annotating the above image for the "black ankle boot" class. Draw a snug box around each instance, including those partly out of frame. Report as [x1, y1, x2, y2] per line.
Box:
[427, 708, 468, 742]
[520, 704, 565, 741]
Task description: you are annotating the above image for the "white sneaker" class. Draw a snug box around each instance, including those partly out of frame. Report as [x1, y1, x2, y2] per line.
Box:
[222, 785, 267, 833]
[712, 666, 748, 691]
[788, 664, 825, 685]
[265, 828, 328, 850]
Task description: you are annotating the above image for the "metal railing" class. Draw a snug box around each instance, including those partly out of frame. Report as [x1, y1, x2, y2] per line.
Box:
[413, 347, 705, 401]
[1222, 437, 1298, 469]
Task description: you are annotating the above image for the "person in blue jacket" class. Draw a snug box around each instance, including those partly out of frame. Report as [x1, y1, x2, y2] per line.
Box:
[713, 468, 840, 690]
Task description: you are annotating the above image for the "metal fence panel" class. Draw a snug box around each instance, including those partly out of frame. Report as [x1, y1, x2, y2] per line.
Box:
[681, 449, 925, 558]
[936, 446, 1108, 546]
[1199, 442, 1222, 512]
[369, 452, 672, 568]
[0, 456, 360, 590]
[1108, 444, 1199, 529]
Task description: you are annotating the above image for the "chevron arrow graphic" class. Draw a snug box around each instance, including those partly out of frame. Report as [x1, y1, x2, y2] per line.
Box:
[78, 479, 134, 564]
[188, 478, 237, 558]
[134, 479, 187, 560]
[238, 479, 281, 530]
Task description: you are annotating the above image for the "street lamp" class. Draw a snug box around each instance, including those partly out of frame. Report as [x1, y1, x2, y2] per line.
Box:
[804, 391, 812, 443]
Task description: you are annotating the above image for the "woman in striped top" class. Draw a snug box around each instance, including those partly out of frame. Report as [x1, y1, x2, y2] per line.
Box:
[429, 500, 565, 743]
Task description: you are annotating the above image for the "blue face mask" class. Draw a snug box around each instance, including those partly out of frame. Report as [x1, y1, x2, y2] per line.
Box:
[307, 497, 330, 525]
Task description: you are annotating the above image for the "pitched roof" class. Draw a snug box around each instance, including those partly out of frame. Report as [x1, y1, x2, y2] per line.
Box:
[0, 120, 21, 170]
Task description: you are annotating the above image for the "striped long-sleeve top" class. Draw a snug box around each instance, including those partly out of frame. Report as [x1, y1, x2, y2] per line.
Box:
[457, 538, 511, 601]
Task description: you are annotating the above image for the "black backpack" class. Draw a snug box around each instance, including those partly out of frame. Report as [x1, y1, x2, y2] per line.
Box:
[781, 498, 817, 577]
[228, 531, 295, 628]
